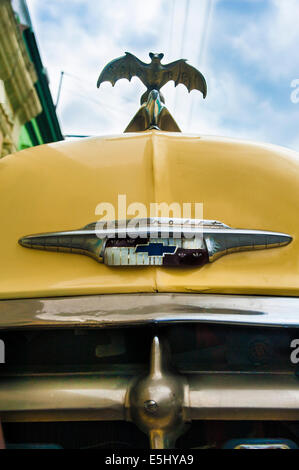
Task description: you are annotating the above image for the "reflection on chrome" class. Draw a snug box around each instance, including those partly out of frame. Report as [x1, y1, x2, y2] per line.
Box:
[19, 218, 292, 267]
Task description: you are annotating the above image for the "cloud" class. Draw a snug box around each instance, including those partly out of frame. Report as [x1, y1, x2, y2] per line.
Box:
[231, 0, 299, 80]
[27, 0, 176, 135]
[26, 0, 299, 150]
[185, 0, 299, 148]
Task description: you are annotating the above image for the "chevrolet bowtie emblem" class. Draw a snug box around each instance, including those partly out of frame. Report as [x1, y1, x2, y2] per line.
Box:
[136, 243, 177, 257]
[19, 218, 292, 268]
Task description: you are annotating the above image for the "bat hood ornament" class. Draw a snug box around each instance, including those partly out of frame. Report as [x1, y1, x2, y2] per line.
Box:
[97, 52, 207, 132]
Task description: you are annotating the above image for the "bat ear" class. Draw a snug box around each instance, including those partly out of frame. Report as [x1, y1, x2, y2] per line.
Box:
[149, 52, 154, 60]
[158, 53, 164, 60]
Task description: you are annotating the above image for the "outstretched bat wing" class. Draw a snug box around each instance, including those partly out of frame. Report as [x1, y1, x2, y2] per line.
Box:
[97, 52, 147, 88]
[161, 59, 207, 98]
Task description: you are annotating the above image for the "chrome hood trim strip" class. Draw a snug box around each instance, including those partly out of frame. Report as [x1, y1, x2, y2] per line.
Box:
[1, 293, 299, 329]
[19, 218, 292, 267]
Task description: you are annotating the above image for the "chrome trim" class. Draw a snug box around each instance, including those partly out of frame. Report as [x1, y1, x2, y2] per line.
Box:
[19, 218, 227, 242]
[19, 218, 292, 267]
[2, 331, 299, 448]
[204, 229, 292, 262]
[1, 373, 299, 424]
[1, 293, 299, 329]
[128, 336, 189, 448]
[0, 374, 129, 422]
[188, 374, 299, 421]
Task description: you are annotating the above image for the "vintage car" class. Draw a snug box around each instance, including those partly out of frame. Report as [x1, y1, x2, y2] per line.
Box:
[1, 53, 299, 450]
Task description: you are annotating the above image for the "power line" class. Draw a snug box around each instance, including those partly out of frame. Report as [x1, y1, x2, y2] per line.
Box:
[187, 0, 215, 129]
[174, 0, 191, 113]
[64, 71, 95, 89]
[180, 0, 191, 58]
[167, 0, 176, 56]
[63, 86, 122, 114]
[198, 0, 214, 66]
[55, 70, 64, 109]
[64, 71, 137, 107]
[55, 72, 124, 114]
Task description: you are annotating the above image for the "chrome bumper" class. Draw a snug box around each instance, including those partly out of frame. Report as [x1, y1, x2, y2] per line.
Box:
[1, 293, 299, 329]
[1, 372, 299, 423]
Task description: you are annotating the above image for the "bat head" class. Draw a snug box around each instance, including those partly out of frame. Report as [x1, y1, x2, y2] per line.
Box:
[149, 52, 164, 63]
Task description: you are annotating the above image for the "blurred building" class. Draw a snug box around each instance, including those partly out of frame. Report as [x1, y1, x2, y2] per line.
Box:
[0, 0, 63, 158]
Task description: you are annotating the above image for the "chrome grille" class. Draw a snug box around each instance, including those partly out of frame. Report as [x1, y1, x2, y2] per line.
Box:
[1, 294, 299, 448]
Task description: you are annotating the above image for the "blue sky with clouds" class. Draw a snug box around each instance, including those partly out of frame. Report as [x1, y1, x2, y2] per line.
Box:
[25, 0, 299, 150]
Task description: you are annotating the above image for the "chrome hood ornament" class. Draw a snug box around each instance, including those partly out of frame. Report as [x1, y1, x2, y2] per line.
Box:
[19, 218, 292, 268]
[97, 52, 207, 132]
[124, 89, 181, 133]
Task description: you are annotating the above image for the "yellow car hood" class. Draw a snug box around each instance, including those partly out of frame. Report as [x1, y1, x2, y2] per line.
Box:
[1, 130, 298, 299]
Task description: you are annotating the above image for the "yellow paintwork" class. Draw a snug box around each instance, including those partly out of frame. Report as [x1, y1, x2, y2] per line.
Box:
[0, 130, 298, 300]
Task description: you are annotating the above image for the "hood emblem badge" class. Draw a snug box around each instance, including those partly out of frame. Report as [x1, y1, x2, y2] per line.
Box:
[19, 218, 292, 268]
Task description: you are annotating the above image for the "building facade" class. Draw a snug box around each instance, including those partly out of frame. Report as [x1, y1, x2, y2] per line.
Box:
[0, 0, 63, 158]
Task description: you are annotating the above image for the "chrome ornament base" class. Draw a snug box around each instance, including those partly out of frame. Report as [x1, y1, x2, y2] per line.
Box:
[128, 336, 189, 448]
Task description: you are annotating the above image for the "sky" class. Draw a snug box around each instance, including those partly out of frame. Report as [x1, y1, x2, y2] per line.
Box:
[24, 0, 299, 151]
